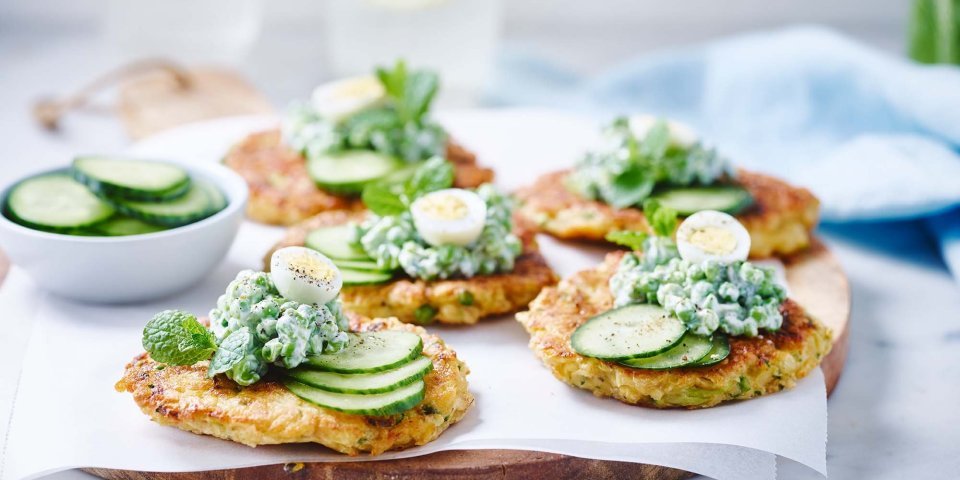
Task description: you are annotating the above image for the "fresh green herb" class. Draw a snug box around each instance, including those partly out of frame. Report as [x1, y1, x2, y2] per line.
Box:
[457, 290, 475, 306]
[413, 305, 438, 324]
[142, 310, 217, 366]
[361, 157, 454, 215]
[376, 60, 440, 125]
[605, 230, 648, 251]
[208, 327, 255, 377]
[361, 182, 408, 216]
[643, 199, 678, 237]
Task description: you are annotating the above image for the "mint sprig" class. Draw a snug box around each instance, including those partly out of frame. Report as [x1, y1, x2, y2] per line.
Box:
[376, 60, 440, 125]
[605, 230, 648, 251]
[643, 199, 678, 237]
[208, 327, 253, 377]
[362, 157, 454, 216]
[142, 310, 217, 366]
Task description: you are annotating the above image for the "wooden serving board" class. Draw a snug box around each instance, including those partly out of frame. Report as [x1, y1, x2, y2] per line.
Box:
[0, 238, 849, 480]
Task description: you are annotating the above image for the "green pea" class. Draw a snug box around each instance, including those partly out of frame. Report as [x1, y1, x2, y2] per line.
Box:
[414, 305, 438, 325]
[458, 290, 475, 306]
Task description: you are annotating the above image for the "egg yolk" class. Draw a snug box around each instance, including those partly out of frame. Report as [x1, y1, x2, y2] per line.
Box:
[688, 226, 737, 255]
[287, 253, 336, 284]
[417, 194, 468, 221]
[334, 77, 382, 98]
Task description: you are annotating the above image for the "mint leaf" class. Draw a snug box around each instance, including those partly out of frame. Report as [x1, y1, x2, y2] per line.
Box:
[361, 157, 454, 215]
[403, 70, 439, 123]
[643, 199, 678, 237]
[404, 156, 454, 201]
[376, 60, 440, 124]
[604, 164, 654, 209]
[376, 60, 407, 99]
[362, 182, 408, 216]
[605, 230, 648, 251]
[142, 310, 216, 366]
[638, 120, 670, 160]
[208, 327, 253, 377]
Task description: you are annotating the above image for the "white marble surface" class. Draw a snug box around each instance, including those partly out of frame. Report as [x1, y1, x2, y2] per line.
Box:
[2, 24, 959, 480]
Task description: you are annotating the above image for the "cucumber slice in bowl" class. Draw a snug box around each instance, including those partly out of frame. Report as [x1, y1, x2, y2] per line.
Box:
[108, 179, 226, 227]
[93, 216, 168, 236]
[305, 331, 422, 373]
[619, 333, 715, 370]
[284, 379, 425, 416]
[5, 174, 115, 231]
[306, 151, 403, 195]
[73, 156, 190, 201]
[690, 334, 731, 367]
[305, 225, 369, 261]
[341, 268, 393, 286]
[571, 304, 686, 360]
[288, 355, 433, 394]
[650, 185, 753, 216]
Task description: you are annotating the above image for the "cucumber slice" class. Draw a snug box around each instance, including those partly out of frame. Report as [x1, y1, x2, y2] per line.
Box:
[571, 304, 686, 360]
[618, 333, 715, 370]
[307, 151, 403, 194]
[305, 225, 369, 261]
[284, 379, 425, 416]
[341, 268, 394, 286]
[335, 259, 388, 272]
[305, 331, 422, 373]
[690, 335, 731, 367]
[5, 174, 115, 231]
[650, 185, 753, 216]
[93, 216, 168, 236]
[288, 355, 433, 394]
[109, 180, 225, 227]
[73, 156, 190, 201]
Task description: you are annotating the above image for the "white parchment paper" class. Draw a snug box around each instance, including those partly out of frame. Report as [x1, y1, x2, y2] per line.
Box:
[0, 111, 828, 479]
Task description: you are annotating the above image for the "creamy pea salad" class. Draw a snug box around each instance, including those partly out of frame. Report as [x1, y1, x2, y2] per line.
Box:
[567, 115, 752, 215]
[282, 61, 449, 195]
[140, 246, 434, 416]
[572, 201, 787, 370]
[303, 158, 522, 284]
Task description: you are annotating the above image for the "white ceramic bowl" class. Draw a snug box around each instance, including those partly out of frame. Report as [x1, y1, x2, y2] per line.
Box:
[0, 162, 248, 303]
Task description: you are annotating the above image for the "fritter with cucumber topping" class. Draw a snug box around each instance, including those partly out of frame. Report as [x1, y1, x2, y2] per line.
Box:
[264, 159, 558, 325]
[514, 115, 819, 258]
[225, 61, 493, 226]
[516, 203, 832, 409]
[116, 251, 473, 454]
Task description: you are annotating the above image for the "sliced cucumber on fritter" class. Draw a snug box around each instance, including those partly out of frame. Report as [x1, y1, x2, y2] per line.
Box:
[304, 331, 422, 374]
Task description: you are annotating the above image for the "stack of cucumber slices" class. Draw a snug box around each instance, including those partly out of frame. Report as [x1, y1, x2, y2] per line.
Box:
[307, 151, 416, 195]
[571, 304, 730, 370]
[304, 225, 395, 286]
[283, 330, 433, 416]
[4, 157, 226, 236]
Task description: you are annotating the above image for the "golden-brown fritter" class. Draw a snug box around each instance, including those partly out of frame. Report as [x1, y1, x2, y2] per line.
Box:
[264, 211, 558, 325]
[115, 316, 473, 455]
[516, 252, 833, 409]
[514, 169, 820, 258]
[224, 129, 495, 225]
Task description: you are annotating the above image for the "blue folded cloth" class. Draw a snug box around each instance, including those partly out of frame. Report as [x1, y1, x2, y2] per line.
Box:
[488, 26, 960, 283]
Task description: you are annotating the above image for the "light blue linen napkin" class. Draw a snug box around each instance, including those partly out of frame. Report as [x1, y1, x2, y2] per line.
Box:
[488, 26, 960, 282]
